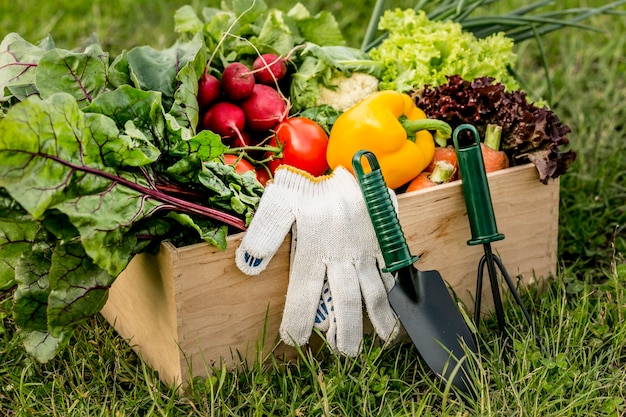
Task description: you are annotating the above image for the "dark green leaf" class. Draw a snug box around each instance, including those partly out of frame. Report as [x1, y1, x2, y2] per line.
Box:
[296, 12, 345, 46]
[83, 85, 167, 149]
[166, 212, 228, 250]
[167, 129, 226, 161]
[169, 33, 206, 135]
[0, 93, 87, 218]
[0, 33, 55, 101]
[13, 239, 54, 332]
[54, 177, 159, 276]
[0, 92, 192, 276]
[200, 161, 263, 223]
[36, 43, 109, 107]
[165, 156, 202, 184]
[19, 328, 68, 364]
[47, 241, 114, 337]
[124, 38, 203, 111]
[87, 113, 161, 168]
[0, 218, 39, 290]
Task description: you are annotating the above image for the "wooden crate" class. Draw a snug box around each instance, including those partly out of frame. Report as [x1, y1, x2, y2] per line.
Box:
[100, 163, 559, 387]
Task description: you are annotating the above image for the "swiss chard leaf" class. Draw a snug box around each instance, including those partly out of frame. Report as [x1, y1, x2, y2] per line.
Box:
[0, 27, 261, 366]
[36, 43, 109, 107]
[53, 175, 160, 277]
[47, 241, 114, 338]
[0, 189, 39, 290]
[83, 85, 168, 151]
[169, 32, 206, 134]
[124, 35, 203, 113]
[0, 33, 55, 103]
[13, 237, 55, 333]
[0, 218, 39, 290]
[0, 93, 87, 218]
[0, 92, 244, 276]
[0, 93, 157, 220]
[19, 329, 68, 364]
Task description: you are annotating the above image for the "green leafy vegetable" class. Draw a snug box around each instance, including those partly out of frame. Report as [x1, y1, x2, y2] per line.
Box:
[368, 9, 518, 93]
[0, 33, 55, 105]
[415, 75, 576, 183]
[289, 44, 383, 111]
[37, 43, 109, 106]
[175, 0, 346, 70]
[0, 31, 264, 362]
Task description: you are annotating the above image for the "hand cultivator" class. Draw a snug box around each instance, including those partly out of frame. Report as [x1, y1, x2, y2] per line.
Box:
[453, 124, 540, 345]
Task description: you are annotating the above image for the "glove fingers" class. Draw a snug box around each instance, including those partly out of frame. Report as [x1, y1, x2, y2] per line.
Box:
[235, 182, 295, 276]
[326, 262, 363, 357]
[326, 308, 338, 352]
[279, 262, 326, 347]
[357, 258, 400, 344]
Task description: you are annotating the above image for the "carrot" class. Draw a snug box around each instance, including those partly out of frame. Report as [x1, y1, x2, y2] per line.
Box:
[482, 124, 509, 173]
[427, 145, 458, 170]
[426, 145, 458, 180]
[406, 172, 436, 192]
[406, 160, 456, 192]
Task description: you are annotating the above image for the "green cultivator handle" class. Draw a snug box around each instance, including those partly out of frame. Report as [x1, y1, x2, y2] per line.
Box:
[352, 150, 419, 273]
[453, 124, 505, 246]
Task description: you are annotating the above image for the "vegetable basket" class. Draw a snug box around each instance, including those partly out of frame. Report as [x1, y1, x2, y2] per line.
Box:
[101, 163, 559, 387]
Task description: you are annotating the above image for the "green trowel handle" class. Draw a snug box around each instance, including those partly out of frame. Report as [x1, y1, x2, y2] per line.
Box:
[453, 124, 505, 246]
[352, 150, 419, 273]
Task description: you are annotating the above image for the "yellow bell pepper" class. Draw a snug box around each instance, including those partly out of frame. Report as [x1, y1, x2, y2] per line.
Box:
[326, 90, 451, 189]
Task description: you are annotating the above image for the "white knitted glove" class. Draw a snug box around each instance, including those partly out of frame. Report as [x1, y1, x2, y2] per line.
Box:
[236, 166, 399, 356]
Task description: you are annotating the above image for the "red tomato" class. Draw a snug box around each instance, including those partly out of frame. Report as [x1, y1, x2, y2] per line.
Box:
[223, 154, 254, 174]
[267, 117, 329, 177]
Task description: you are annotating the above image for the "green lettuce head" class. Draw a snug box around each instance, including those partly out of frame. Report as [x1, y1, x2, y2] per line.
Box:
[369, 9, 518, 92]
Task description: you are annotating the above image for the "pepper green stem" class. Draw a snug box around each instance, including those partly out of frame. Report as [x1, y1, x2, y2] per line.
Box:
[399, 116, 452, 148]
[429, 161, 455, 184]
[484, 124, 503, 151]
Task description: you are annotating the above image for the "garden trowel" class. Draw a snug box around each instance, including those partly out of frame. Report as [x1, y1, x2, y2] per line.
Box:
[352, 150, 477, 395]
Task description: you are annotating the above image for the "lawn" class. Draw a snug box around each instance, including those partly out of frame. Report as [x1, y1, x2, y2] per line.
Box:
[1, 0, 625, 415]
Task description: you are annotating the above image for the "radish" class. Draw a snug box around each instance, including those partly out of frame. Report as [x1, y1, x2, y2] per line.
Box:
[252, 53, 287, 85]
[240, 84, 287, 132]
[202, 102, 246, 142]
[197, 71, 221, 109]
[221, 62, 255, 101]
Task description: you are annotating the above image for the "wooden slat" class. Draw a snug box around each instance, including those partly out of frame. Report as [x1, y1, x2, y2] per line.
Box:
[100, 245, 182, 384]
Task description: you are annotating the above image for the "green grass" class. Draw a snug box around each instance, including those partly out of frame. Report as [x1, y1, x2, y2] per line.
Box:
[1, 0, 626, 415]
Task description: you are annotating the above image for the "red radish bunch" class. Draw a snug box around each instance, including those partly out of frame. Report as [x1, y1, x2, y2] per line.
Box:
[202, 102, 245, 141]
[252, 53, 287, 85]
[198, 54, 289, 147]
[221, 62, 255, 101]
[197, 72, 221, 109]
